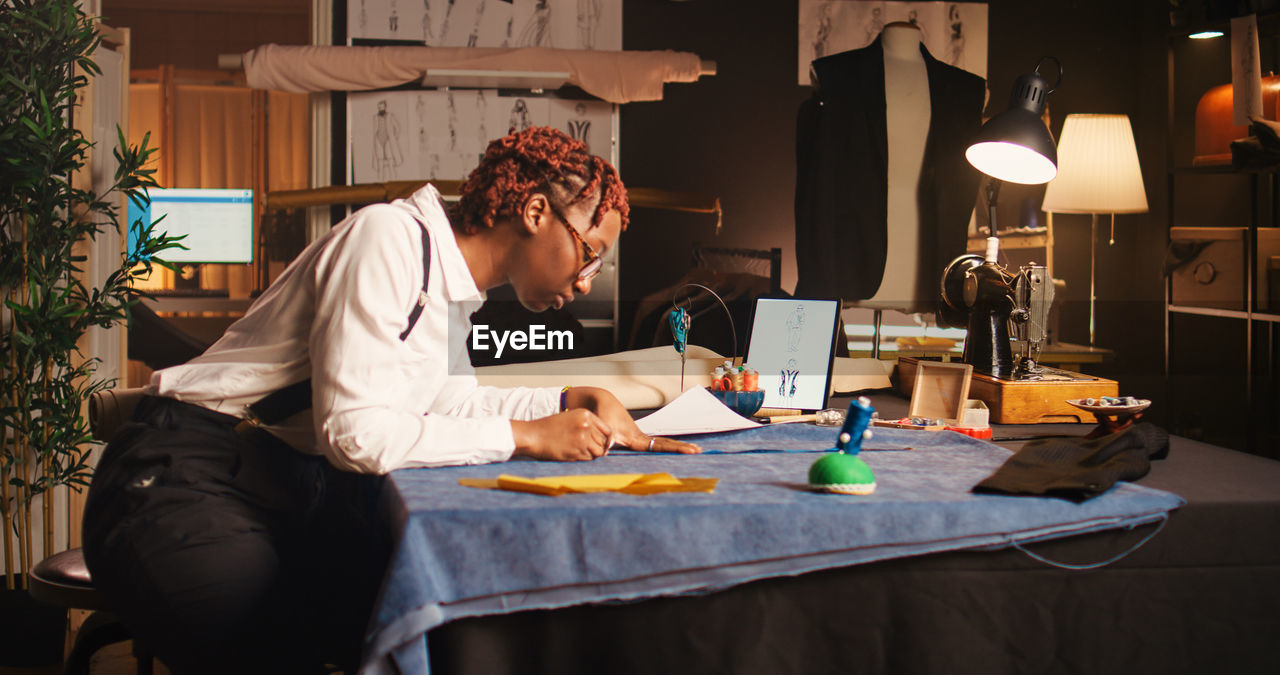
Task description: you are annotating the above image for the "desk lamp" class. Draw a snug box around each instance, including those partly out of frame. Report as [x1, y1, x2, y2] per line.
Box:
[965, 60, 1060, 188]
[1040, 114, 1148, 346]
[949, 59, 1061, 378]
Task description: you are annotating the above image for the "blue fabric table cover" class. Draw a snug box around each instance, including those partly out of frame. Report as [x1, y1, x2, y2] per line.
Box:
[363, 425, 1185, 674]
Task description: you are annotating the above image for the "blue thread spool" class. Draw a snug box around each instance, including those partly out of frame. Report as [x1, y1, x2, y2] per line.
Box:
[809, 396, 877, 495]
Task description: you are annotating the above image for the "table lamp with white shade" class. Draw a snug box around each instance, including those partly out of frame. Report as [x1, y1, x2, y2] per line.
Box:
[1040, 113, 1149, 346]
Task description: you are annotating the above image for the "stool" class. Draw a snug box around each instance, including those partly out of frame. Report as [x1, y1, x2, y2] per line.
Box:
[27, 548, 154, 675]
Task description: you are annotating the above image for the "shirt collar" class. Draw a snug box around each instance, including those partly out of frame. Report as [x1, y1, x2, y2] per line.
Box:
[406, 183, 484, 303]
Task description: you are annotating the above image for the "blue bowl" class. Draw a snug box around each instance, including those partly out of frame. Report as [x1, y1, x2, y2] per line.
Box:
[706, 388, 765, 419]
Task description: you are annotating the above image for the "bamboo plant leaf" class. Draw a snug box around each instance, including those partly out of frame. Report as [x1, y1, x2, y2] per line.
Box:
[0, 0, 187, 585]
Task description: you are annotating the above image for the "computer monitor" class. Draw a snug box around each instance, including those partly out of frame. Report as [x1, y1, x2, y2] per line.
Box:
[128, 188, 255, 264]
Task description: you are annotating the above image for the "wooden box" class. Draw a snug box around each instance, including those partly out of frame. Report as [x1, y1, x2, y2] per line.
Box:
[1169, 227, 1280, 311]
[875, 361, 973, 430]
[906, 360, 971, 424]
[896, 357, 1118, 425]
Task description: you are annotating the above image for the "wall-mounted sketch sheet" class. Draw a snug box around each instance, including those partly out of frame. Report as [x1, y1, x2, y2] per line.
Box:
[797, 1, 987, 84]
[547, 98, 611, 156]
[350, 89, 613, 183]
[350, 0, 621, 51]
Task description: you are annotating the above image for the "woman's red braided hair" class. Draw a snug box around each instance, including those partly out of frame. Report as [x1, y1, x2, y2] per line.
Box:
[453, 126, 629, 234]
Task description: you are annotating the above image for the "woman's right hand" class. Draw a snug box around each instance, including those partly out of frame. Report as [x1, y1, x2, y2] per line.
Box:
[510, 409, 613, 461]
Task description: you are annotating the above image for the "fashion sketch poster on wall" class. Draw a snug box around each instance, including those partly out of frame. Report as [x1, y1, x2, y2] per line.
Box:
[349, 0, 622, 51]
[349, 90, 613, 183]
[797, 1, 988, 84]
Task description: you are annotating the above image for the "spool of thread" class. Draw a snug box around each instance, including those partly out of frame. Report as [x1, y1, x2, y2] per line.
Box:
[731, 368, 744, 391]
[743, 367, 758, 391]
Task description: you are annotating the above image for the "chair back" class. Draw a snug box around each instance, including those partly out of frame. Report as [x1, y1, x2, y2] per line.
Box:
[89, 388, 147, 443]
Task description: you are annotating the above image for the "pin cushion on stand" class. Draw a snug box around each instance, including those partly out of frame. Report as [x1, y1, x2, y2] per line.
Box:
[808, 396, 877, 495]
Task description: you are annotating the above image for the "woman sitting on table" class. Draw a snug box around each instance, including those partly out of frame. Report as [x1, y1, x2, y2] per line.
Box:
[83, 126, 700, 674]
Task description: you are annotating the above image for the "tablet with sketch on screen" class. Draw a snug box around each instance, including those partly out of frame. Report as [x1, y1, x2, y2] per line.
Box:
[744, 297, 841, 413]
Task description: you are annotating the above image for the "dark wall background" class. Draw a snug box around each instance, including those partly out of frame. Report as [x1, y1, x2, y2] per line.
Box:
[616, 1, 810, 356]
[618, 0, 1280, 453]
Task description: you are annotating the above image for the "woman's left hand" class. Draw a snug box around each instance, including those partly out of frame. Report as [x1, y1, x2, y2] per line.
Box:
[564, 386, 702, 454]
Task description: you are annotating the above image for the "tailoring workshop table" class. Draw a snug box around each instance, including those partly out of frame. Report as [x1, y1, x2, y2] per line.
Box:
[366, 393, 1280, 675]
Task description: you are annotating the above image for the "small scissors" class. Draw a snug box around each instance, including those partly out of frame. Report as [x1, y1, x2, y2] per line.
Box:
[669, 306, 691, 389]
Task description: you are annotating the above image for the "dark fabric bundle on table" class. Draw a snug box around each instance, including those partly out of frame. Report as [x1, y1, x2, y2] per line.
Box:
[974, 423, 1170, 502]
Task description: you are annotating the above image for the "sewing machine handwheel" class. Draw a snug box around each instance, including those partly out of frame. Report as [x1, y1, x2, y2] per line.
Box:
[939, 254, 983, 328]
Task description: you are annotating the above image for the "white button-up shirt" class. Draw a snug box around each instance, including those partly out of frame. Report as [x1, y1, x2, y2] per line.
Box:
[151, 184, 560, 473]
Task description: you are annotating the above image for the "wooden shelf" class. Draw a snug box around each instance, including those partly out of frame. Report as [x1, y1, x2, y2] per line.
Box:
[1172, 164, 1280, 175]
[855, 341, 1112, 366]
[966, 230, 1049, 252]
[1165, 19, 1280, 455]
[1167, 304, 1280, 323]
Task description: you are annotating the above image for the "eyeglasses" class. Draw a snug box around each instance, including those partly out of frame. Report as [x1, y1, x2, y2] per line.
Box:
[548, 202, 603, 281]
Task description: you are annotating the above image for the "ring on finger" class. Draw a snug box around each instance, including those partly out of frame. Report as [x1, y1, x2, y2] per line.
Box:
[647, 437, 656, 451]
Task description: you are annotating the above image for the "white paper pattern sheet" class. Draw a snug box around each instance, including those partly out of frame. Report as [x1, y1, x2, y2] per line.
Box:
[350, 0, 622, 51]
[797, 1, 988, 84]
[349, 90, 613, 183]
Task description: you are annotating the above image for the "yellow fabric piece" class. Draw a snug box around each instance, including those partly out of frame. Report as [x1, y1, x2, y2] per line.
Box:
[459, 473, 717, 496]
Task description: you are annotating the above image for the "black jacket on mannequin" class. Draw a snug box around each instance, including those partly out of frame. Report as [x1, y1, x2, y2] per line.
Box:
[794, 36, 985, 304]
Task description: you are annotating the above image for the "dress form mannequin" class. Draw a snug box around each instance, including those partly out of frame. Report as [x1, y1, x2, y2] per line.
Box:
[866, 21, 930, 311]
[794, 21, 985, 322]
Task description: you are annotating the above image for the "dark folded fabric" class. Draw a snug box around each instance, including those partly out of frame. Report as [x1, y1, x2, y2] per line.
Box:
[973, 423, 1170, 502]
[1249, 115, 1280, 149]
[1229, 117, 1280, 171]
[1230, 135, 1280, 171]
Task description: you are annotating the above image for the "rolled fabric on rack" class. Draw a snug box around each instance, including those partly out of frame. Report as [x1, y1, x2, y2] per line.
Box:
[240, 43, 708, 103]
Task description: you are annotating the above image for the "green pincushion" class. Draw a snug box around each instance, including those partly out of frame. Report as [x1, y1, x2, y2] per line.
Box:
[808, 451, 877, 495]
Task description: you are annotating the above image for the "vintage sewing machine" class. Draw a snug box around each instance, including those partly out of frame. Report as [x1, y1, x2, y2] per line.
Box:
[939, 237, 1059, 379]
[898, 237, 1118, 424]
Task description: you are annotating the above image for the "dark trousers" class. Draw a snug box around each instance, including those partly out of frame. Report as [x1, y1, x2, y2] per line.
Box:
[83, 396, 388, 674]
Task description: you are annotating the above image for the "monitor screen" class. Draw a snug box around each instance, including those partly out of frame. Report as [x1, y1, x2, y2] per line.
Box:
[129, 188, 255, 264]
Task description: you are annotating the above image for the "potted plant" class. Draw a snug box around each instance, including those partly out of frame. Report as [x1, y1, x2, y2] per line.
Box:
[0, 0, 179, 663]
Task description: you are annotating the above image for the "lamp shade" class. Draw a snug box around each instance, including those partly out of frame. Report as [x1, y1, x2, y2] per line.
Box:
[1041, 114, 1148, 214]
[966, 70, 1059, 184]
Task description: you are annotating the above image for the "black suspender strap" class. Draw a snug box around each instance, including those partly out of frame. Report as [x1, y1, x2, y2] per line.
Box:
[240, 223, 433, 430]
[242, 379, 313, 429]
[399, 226, 432, 341]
